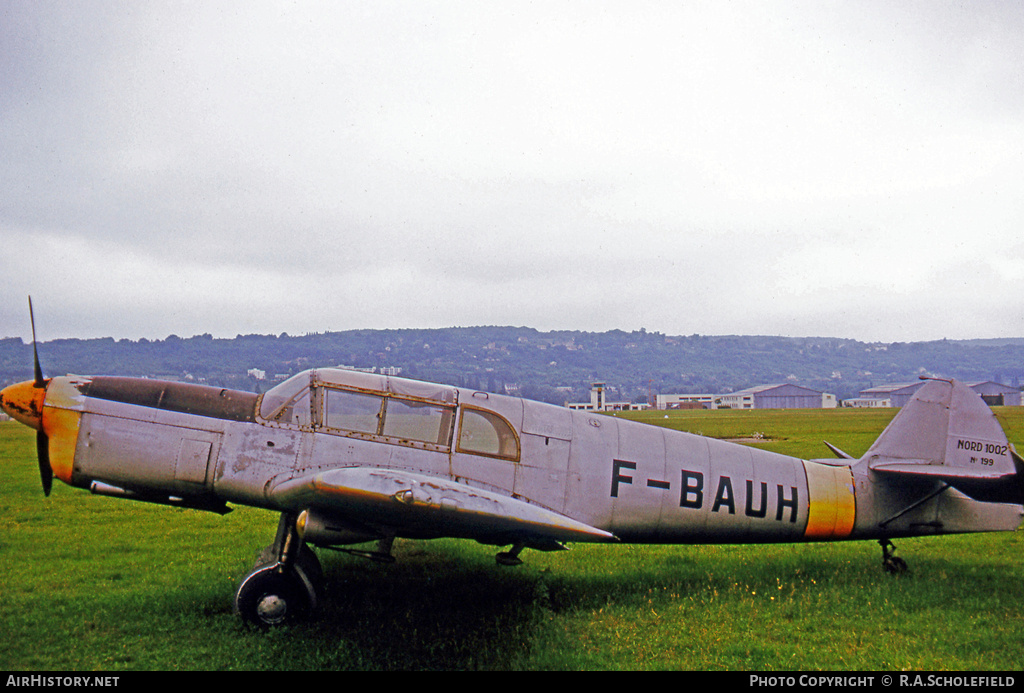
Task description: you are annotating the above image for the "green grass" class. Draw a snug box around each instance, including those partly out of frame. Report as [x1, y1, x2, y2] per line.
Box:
[609, 405, 903, 459]
[1, 410, 1023, 670]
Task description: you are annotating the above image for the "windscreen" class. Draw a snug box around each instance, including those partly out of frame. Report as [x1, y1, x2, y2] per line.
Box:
[259, 372, 312, 423]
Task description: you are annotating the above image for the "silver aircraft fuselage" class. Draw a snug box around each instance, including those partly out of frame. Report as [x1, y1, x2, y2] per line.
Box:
[5, 366, 1022, 624]
[14, 368, 1019, 548]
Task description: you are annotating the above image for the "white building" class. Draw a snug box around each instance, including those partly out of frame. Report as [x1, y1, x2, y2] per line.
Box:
[842, 397, 892, 408]
[656, 393, 717, 410]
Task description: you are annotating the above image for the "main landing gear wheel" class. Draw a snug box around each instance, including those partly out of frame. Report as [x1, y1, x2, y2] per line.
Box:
[879, 539, 908, 575]
[235, 563, 317, 626]
[234, 513, 324, 626]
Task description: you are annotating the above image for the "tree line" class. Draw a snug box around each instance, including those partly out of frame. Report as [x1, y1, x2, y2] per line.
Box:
[3, 328, 1023, 405]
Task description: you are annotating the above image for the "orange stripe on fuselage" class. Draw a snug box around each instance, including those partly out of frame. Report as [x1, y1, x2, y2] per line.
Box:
[802, 460, 856, 540]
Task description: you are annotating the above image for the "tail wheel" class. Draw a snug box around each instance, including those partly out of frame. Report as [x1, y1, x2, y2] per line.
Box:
[883, 555, 909, 575]
[879, 539, 909, 575]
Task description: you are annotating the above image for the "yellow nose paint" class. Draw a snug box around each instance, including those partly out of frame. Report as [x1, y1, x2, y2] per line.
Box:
[1, 377, 86, 487]
[41, 406, 81, 485]
[40, 377, 89, 486]
[0, 380, 46, 430]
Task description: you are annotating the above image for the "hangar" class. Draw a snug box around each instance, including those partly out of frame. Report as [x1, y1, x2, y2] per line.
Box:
[967, 381, 1022, 406]
[858, 381, 1021, 407]
[656, 384, 836, 410]
[716, 383, 837, 410]
[857, 382, 925, 408]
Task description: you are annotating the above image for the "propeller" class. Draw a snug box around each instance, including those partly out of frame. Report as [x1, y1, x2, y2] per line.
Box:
[28, 297, 53, 496]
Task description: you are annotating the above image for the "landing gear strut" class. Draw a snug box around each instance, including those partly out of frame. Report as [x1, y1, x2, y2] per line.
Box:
[235, 513, 324, 626]
[496, 542, 525, 566]
[879, 539, 908, 575]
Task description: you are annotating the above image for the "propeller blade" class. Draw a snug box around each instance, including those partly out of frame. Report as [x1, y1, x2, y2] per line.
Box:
[37, 430, 53, 497]
[28, 297, 53, 495]
[29, 296, 44, 387]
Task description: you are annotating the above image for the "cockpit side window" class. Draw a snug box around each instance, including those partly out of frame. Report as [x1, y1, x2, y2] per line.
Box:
[320, 386, 455, 449]
[382, 397, 455, 445]
[457, 407, 520, 460]
[324, 388, 384, 435]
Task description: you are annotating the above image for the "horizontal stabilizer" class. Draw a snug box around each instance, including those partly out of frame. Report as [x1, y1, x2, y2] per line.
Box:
[871, 460, 1009, 479]
[270, 467, 617, 546]
[823, 441, 853, 459]
[870, 459, 1023, 504]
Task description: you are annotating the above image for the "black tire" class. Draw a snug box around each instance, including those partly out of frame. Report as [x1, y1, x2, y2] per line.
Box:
[234, 564, 316, 626]
[883, 556, 908, 575]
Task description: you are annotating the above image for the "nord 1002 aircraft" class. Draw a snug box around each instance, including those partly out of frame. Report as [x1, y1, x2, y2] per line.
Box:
[2, 304, 1022, 626]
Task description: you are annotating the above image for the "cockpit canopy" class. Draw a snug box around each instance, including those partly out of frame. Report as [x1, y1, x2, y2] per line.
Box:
[257, 369, 515, 458]
[259, 368, 457, 424]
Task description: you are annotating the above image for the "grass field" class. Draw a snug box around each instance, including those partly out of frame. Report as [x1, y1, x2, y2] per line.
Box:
[1, 407, 1022, 671]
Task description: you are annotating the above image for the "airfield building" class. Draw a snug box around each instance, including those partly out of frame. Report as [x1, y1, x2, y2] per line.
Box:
[842, 397, 893, 408]
[716, 383, 837, 410]
[857, 381, 1021, 407]
[656, 393, 717, 410]
[567, 382, 649, 412]
[655, 384, 836, 410]
[966, 381, 1021, 406]
[857, 382, 925, 407]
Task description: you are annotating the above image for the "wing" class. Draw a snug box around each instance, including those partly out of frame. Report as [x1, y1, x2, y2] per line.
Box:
[269, 467, 617, 548]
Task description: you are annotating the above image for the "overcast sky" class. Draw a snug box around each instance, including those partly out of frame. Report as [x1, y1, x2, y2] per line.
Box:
[3, 1, 1023, 343]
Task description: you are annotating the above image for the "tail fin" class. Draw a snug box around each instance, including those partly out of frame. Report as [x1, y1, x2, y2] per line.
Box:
[864, 378, 1023, 505]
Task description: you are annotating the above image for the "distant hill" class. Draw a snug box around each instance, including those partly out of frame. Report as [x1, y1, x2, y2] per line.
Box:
[2, 328, 1023, 405]
[948, 338, 1024, 347]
